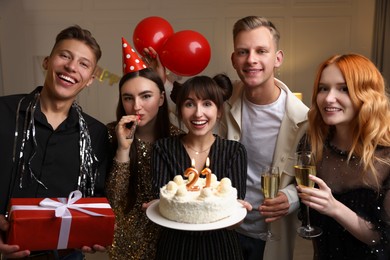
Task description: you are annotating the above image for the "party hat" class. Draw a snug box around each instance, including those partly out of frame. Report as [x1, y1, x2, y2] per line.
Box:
[122, 37, 147, 74]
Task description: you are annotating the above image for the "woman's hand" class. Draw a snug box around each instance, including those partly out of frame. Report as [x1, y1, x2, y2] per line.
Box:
[227, 200, 252, 229]
[142, 200, 158, 212]
[115, 115, 139, 162]
[296, 174, 339, 218]
[297, 174, 380, 245]
[143, 47, 166, 83]
[238, 199, 253, 211]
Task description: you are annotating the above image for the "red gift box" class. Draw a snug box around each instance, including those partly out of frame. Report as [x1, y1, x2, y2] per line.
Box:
[6, 190, 115, 251]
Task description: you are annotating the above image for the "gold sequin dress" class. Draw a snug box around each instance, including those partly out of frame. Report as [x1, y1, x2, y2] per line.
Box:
[105, 123, 182, 260]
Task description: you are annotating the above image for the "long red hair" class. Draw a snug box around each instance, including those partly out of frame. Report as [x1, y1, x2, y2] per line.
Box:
[308, 54, 390, 186]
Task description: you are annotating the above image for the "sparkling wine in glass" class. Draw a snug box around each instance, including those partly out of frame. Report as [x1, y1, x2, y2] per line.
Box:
[260, 166, 280, 241]
[294, 151, 323, 239]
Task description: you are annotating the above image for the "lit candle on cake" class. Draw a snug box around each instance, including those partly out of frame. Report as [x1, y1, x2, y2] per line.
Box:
[184, 158, 199, 191]
[201, 157, 212, 188]
[191, 158, 195, 168]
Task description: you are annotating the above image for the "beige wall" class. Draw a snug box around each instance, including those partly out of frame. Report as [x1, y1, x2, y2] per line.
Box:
[0, 0, 375, 124]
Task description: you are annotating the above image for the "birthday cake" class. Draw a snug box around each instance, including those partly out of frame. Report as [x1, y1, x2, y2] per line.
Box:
[159, 171, 238, 224]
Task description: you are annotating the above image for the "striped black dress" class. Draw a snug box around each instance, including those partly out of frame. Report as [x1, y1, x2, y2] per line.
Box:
[151, 134, 247, 260]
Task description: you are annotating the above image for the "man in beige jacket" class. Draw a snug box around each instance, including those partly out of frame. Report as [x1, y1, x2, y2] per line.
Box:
[219, 16, 309, 260]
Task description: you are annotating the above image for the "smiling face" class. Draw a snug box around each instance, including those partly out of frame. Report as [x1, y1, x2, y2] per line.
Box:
[316, 63, 357, 130]
[120, 76, 164, 128]
[42, 39, 97, 103]
[231, 26, 283, 89]
[181, 91, 220, 137]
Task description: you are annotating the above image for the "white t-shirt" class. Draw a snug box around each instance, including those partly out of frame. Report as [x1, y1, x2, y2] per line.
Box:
[236, 88, 286, 239]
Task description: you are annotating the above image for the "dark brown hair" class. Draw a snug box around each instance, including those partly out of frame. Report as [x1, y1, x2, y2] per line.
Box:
[116, 68, 170, 211]
[171, 74, 233, 123]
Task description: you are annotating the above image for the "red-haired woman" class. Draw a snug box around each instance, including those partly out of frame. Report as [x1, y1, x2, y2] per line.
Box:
[297, 53, 390, 259]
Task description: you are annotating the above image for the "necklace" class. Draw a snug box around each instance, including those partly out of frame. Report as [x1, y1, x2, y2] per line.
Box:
[183, 135, 215, 155]
[184, 144, 211, 155]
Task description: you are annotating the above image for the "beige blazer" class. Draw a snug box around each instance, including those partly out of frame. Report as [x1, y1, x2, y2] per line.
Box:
[219, 78, 309, 260]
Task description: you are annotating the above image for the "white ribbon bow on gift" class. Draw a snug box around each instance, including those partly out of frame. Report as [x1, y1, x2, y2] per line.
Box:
[39, 190, 105, 218]
[10, 190, 111, 249]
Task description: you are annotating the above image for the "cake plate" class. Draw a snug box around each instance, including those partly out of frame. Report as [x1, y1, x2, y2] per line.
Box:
[146, 200, 247, 231]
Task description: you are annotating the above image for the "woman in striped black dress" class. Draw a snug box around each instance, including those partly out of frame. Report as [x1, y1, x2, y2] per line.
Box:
[151, 74, 248, 260]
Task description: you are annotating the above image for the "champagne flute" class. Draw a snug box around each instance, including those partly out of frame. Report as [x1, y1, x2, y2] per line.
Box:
[294, 151, 323, 238]
[260, 166, 280, 241]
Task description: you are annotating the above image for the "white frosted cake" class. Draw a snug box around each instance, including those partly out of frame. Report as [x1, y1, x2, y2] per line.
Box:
[159, 173, 238, 224]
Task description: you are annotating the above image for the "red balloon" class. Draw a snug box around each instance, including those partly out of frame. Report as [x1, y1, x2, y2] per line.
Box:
[159, 30, 211, 76]
[133, 16, 174, 54]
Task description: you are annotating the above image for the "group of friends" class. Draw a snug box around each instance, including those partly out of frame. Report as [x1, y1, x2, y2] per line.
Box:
[0, 15, 389, 260]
